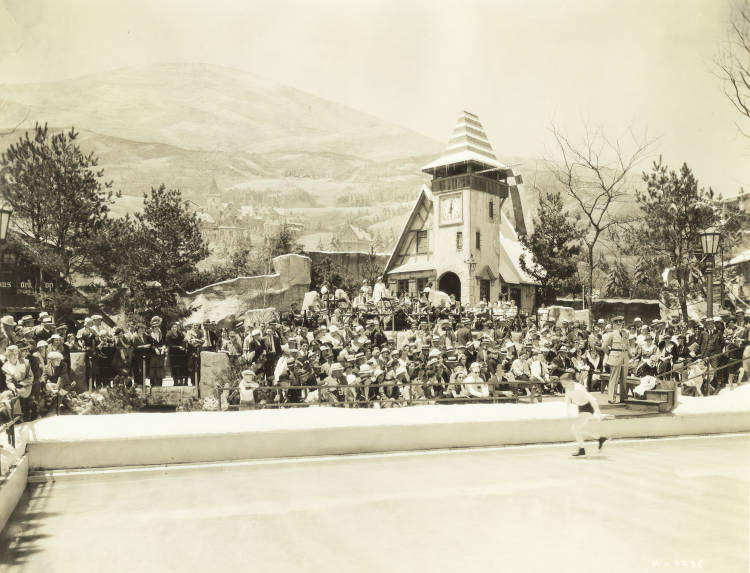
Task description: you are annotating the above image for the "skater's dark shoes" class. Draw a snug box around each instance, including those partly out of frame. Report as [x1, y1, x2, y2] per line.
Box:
[572, 448, 586, 457]
[598, 437, 608, 451]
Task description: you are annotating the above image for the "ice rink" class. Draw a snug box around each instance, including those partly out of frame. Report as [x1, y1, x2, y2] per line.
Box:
[1, 434, 748, 573]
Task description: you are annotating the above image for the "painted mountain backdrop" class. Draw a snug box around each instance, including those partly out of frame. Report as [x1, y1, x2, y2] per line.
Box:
[0, 63, 633, 252]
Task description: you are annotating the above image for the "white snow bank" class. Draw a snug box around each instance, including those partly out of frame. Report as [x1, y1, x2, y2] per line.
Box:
[673, 383, 750, 415]
[23, 385, 750, 445]
[25, 402, 571, 443]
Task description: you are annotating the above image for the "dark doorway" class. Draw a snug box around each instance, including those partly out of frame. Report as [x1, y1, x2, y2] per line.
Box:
[438, 272, 461, 300]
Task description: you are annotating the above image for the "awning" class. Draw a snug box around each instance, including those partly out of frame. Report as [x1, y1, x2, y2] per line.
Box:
[476, 265, 497, 281]
[387, 261, 436, 275]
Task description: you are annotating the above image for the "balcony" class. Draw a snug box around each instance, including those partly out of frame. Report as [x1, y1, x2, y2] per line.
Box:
[431, 174, 508, 198]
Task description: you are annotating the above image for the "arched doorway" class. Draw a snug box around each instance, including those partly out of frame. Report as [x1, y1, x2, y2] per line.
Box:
[438, 271, 461, 301]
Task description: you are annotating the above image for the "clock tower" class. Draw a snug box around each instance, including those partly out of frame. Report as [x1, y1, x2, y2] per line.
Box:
[423, 111, 511, 304]
[384, 111, 534, 308]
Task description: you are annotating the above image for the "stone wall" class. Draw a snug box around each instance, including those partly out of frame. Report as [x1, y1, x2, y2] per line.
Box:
[305, 250, 390, 284]
[198, 351, 230, 400]
[181, 254, 311, 327]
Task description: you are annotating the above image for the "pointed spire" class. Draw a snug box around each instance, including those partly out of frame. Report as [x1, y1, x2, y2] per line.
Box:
[209, 178, 221, 196]
[422, 111, 507, 173]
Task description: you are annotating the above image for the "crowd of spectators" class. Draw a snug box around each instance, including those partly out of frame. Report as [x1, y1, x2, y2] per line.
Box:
[0, 280, 748, 419]
[233, 294, 749, 408]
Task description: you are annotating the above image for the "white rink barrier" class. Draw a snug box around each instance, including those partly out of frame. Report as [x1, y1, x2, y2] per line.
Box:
[23, 391, 750, 470]
[0, 456, 29, 532]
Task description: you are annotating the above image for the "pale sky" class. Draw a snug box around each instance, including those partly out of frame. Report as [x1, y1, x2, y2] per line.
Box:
[0, 0, 747, 194]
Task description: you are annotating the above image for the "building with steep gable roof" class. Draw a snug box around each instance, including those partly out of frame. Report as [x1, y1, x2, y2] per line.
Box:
[384, 111, 537, 311]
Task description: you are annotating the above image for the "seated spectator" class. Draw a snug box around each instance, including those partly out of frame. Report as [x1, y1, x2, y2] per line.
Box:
[44, 351, 75, 412]
[2, 345, 32, 418]
[464, 362, 489, 399]
[238, 369, 260, 407]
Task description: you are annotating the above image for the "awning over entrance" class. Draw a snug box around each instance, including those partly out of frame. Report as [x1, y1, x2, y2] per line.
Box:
[476, 265, 497, 281]
[387, 261, 436, 275]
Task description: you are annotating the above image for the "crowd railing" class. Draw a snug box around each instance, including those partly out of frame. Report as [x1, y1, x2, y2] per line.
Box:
[0, 406, 22, 478]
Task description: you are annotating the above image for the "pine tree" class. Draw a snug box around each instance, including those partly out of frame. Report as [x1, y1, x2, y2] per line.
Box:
[519, 191, 584, 304]
[635, 158, 744, 319]
[632, 256, 662, 299]
[102, 184, 209, 322]
[605, 261, 632, 297]
[0, 124, 119, 282]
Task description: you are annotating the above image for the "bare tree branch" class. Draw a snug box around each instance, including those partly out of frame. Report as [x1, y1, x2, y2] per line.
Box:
[545, 123, 653, 305]
[716, 1, 750, 130]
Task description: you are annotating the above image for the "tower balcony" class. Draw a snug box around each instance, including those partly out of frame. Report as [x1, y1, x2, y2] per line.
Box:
[431, 174, 508, 198]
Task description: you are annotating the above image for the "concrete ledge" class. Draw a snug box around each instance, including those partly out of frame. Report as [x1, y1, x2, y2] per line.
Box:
[0, 455, 28, 532]
[25, 405, 750, 471]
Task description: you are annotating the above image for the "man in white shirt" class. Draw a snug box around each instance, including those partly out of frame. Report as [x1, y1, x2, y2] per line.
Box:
[561, 371, 608, 457]
[464, 362, 489, 399]
[372, 276, 388, 305]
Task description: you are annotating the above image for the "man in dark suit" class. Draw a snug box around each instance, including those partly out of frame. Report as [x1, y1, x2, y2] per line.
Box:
[264, 325, 281, 379]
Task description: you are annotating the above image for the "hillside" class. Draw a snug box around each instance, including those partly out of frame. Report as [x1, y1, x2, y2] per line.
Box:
[0, 63, 642, 253]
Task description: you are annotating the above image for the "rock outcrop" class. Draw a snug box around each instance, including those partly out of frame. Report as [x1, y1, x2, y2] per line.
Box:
[181, 254, 311, 327]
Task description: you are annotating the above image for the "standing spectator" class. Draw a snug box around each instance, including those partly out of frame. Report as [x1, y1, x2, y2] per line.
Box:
[700, 318, 723, 393]
[166, 322, 187, 386]
[185, 323, 205, 385]
[264, 325, 281, 378]
[129, 323, 149, 386]
[146, 316, 166, 387]
[112, 327, 133, 382]
[28, 340, 48, 419]
[602, 316, 629, 404]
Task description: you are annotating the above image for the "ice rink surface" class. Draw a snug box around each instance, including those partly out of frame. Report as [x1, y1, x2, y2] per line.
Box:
[1, 434, 748, 573]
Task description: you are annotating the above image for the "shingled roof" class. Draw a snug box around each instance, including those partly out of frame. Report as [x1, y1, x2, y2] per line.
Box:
[422, 111, 509, 173]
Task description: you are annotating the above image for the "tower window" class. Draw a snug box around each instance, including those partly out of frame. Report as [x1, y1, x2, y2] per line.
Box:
[416, 230, 429, 254]
[489, 200, 494, 220]
[456, 231, 463, 252]
[476, 231, 481, 250]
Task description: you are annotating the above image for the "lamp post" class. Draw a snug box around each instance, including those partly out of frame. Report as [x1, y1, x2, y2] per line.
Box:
[465, 254, 477, 306]
[0, 202, 12, 317]
[699, 227, 721, 318]
[0, 204, 12, 241]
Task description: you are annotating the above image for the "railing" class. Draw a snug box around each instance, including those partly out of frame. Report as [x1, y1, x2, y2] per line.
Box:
[0, 407, 22, 477]
[641, 346, 747, 396]
[216, 347, 748, 409]
[431, 174, 508, 197]
[217, 377, 548, 410]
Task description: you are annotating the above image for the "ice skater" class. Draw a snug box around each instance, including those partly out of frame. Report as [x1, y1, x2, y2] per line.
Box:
[560, 370, 608, 457]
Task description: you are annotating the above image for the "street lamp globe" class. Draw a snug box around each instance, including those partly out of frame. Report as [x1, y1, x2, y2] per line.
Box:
[699, 227, 721, 255]
[0, 204, 13, 242]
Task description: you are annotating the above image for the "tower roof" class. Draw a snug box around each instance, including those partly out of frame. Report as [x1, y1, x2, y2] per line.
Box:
[422, 111, 508, 173]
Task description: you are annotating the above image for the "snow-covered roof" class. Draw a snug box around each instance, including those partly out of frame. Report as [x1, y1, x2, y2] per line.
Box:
[422, 111, 509, 173]
[196, 212, 216, 224]
[388, 261, 436, 275]
[726, 249, 750, 266]
[498, 212, 538, 285]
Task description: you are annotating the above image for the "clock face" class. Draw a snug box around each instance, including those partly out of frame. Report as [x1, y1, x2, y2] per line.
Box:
[441, 195, 462, 224]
